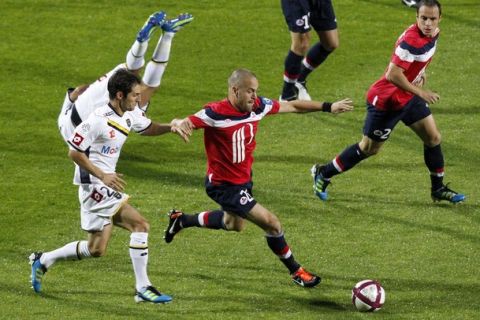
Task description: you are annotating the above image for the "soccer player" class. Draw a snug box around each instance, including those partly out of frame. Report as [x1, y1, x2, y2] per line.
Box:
[311, 0, 465, 203]
[58, 11, 193, 142]
[280, 0, 339, 101]
[30, 69, 191, 303]
[165, 69, 353, 287]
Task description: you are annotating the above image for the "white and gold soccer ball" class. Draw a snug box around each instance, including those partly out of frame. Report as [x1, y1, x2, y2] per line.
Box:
[351, 280, 386, 312]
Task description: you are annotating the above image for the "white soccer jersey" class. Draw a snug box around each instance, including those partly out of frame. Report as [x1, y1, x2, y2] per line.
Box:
[67, 104, 151, 185]
[58, 64, 128, 142]
[75, 64, 126, 121]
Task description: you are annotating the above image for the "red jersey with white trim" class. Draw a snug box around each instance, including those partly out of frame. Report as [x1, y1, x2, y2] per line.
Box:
[367, 24, 439, 110]
[188, 97, 280, 185]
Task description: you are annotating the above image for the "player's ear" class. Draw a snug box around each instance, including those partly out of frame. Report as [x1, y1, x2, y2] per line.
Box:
[116, 91, 124, 100]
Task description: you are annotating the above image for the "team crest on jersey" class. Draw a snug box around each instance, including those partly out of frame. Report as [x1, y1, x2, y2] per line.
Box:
[109, 129, 116, 139]
[126, 119, 131, 127]
[72, 132, 85, 146]
[296, 19, 305, 26]
[90, 189, 103, 203]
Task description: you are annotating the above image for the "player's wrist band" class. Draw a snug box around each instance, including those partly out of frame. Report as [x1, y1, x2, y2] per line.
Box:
[322, 102, 332, 112]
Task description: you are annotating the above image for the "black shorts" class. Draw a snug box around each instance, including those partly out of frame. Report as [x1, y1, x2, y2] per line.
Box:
[281, 0, 337, 33]
[363, 96, 432, 142]
[205, 178, 257, 218]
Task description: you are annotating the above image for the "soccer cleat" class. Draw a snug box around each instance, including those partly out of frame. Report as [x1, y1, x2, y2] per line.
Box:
[164, 209, 184, 243]
[134, 286, 172, 303]
[137, 11, 167, 42]
[311, 164, 330, 201]
[431, 184, 465, 203]
[29, 252, 47, 293]
[291, 267, 321, 288]
[295, 82, 312, 101]
[402, 0, 418, 8]
[161, 13, 194, 33]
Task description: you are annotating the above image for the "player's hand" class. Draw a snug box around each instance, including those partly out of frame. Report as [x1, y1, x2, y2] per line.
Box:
[331, 98, 354, 114]
[419, 90, 440, 104]
[102, 173, 126, 192]
[170, 118, 193, 142]
[413, 74, 426, 87]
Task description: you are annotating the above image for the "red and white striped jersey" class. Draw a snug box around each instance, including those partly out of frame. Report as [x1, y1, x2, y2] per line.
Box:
[189, 97, 280, 185]
[367, 23, 439, 110]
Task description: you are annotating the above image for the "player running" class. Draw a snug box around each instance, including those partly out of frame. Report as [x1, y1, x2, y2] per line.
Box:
[166, 69, 353, 288]
[311, 0, 465, 204]
[30, 69, 191, 303]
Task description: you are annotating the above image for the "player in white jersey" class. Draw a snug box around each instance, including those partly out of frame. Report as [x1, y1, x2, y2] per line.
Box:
[31, 69, 191, 303]
[58, 11, 194, 142]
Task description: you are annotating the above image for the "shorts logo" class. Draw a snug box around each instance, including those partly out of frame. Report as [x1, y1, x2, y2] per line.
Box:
[90, 189, 103, 203]
[72, 132, 85, 146]
[296, 19, 305, 26]
[240, 196, 248, 205]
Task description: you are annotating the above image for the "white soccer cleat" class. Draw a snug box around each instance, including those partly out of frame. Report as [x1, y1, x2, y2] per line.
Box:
[295, 82, 312, 101]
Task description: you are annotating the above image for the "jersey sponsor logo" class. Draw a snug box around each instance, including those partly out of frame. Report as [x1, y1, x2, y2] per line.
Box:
[72, 132, 85, 146]
[101, 145, 120, 155]
[232, 124, 254, 164]
[90, 189, 104, 203]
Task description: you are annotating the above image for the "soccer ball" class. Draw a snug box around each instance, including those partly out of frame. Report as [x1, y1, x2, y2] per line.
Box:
[351, 280, 385, 312]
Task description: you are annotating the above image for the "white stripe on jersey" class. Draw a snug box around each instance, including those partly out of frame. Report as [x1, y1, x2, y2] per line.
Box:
[194, 103, 275, 129]
[232, 126, 246, 164]
[394, 42, 436, 63]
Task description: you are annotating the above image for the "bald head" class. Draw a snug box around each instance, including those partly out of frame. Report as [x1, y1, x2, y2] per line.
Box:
[228, 68, 257, 89]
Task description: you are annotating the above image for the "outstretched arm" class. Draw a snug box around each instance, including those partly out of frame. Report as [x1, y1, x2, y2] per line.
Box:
[141, 121, 192, 142]
[386, 63, 439, 104]
[278, 98, 354, 114]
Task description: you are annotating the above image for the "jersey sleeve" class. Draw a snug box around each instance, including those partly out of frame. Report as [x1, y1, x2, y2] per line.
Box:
[67, 114, 103, 152]
[129, 107, 153, 133]
[258, 97, 280, 116]
[188, 108, 211, 129]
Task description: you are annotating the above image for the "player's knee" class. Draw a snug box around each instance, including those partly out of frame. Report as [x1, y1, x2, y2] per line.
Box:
[324, 40, 339, 52]
[292, 40, 310, 55]
[133, 219, 150, 233]
[225, 218, 245, 232]
[89, 245, 107, 258]
[426, 132, 442, 147]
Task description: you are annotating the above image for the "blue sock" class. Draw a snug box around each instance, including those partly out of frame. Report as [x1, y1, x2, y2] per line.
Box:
[281, 50, 303, 99]
[424, 144, 444, 191]
[322, 143, 368, 179]
[266, 233, 300, 274]
[298, 43, 332, 83]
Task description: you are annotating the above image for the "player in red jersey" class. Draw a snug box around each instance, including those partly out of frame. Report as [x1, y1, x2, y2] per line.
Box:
[311, 0, 465, 204]
[165, 68, 353, 288]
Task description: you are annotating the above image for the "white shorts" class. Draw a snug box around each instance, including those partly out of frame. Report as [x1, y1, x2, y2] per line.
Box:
[78, 184, 130, 231]
[58, 90, 75, 143]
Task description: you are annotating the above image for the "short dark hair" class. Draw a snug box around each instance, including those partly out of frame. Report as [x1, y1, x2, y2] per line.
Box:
[416, 0, 442, 16]
[107, 69, 141, 100]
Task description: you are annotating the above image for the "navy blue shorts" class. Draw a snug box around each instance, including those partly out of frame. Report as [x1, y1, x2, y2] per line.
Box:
[281, 0, 337, 33]
[363, 96, 432, 142]
[205, 178, 257, 218]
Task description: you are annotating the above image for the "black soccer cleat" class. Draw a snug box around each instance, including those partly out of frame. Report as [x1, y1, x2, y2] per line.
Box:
[431, 184, 465, 203]
[164, 209, 184, 243]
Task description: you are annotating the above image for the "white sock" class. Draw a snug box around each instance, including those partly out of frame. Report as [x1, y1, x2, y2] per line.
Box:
[142, 32, 174, 87]
[126, 40, 149, 70]
[40, 241, 91, 269]
[129, 232, 151, 291]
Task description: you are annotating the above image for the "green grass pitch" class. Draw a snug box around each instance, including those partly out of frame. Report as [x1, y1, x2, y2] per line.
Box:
[0, 0, 479, 319]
